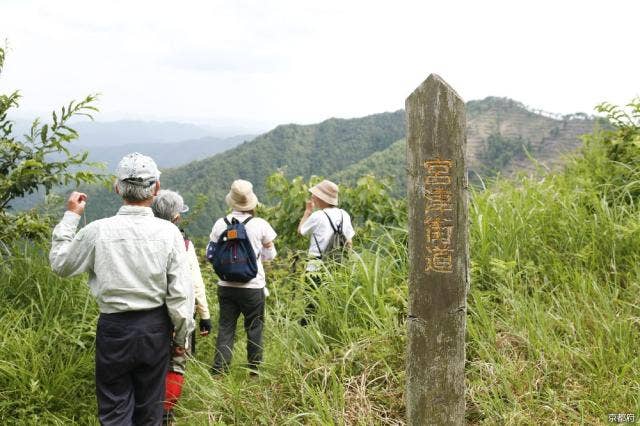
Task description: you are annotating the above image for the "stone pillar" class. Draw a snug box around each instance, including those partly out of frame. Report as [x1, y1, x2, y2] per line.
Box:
[405, 74, 469, 425]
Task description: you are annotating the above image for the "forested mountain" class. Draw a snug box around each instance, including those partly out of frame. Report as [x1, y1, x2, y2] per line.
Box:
[332, 138, 406, 195]
[335, 97, 601, 192]
[466, 97, 600, 175]
[80, 111, 406, 234]
[78, 98, 600, 236]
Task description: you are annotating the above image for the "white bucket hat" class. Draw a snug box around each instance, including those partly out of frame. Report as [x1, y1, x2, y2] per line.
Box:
[115, 152, 160, 187]
[225, 179, 259, 211]
[309, 179, 339, 206]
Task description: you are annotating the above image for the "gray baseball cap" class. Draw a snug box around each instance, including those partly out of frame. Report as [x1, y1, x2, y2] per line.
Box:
[115, 152, 160, 186]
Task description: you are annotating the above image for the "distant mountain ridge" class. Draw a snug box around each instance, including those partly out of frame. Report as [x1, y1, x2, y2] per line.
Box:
[465, 97, 598, 174]
[71, 134, 254, 169]
[75, 97, 600, 236]
[72, 120, 214, 147]
[10, 119, 217, 147]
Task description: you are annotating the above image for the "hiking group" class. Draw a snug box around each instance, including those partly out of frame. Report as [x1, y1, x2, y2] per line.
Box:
[49, 152, 355, 425]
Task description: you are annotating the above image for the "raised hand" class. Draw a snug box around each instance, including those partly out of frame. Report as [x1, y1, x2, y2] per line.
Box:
[67, 191, 88, 215]
[305, 198, 314, 213]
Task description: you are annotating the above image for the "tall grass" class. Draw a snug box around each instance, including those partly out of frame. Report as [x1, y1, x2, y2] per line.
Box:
[1, 148, 639, 424]
[174, 229, 408, 425]
[0, 244, 99, 425]
[467, 165, 640, 423]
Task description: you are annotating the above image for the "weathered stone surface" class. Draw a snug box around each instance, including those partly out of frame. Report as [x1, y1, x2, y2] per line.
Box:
[406, 74, 469, 425]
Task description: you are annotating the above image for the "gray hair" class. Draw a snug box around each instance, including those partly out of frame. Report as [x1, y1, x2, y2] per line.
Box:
[116, 179, 156, 202]
[151, 190, 185, 222]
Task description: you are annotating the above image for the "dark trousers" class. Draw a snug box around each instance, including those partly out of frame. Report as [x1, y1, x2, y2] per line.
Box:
[212, 286, 264, 373]
[96, 306, 171, 426]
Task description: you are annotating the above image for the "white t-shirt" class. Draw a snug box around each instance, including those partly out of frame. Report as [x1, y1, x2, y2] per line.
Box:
[300, 208, 355, 261]
[209, 211, 277, 289]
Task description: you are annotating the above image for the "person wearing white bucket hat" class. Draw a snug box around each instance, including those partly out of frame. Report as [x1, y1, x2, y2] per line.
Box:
[208, 179, 278, 375]
[297, 179, 355, 325]
[49, 153, 193, 425]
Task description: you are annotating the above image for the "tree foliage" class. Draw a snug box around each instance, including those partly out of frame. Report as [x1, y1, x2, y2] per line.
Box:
[575, 98, 640, 202]
[595, 99, 640, 165]
[0, 46, 104, 247]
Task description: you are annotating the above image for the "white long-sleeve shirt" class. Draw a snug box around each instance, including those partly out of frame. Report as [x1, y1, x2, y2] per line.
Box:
[185, 240, 210, 320]
[49, 206, 195, 346]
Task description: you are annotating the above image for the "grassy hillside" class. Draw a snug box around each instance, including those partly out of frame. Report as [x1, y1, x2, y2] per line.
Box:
[3, 112, 639, 423]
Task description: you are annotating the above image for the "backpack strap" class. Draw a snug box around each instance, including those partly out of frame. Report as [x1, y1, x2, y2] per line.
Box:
[323, 210, 343, 233]
[312, 233, 323, 260]
[323, 210, 337, 233]
[224, 216, 252, 226]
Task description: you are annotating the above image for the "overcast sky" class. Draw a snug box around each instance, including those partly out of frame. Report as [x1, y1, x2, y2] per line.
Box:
[1, 0, 638, 134]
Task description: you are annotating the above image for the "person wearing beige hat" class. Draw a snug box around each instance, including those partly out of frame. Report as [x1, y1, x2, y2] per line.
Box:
[208, 179, 277, 375]
[297, 179, 355, 324]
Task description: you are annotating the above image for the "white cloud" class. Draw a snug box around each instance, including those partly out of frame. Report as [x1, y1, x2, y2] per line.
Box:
[1, 0, 638, 131]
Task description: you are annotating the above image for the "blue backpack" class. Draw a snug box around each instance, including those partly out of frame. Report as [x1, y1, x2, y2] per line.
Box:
[206, 216, 258, 283]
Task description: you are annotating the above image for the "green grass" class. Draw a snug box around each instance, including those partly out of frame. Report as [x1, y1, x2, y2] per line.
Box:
[1, 150, 639, 424]
[0, 244, 99, 425]
[466, 169, 640, 423]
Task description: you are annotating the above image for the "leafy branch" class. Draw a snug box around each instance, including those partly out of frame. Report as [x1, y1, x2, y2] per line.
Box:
[0, 45, 106, 242]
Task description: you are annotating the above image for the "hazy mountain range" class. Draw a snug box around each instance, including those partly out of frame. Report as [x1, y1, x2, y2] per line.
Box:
[11, 119, 255, 169]
[8, 120, 254, 211]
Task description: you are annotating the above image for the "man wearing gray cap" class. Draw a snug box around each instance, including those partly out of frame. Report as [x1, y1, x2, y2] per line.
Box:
[49, 153, 194, 425]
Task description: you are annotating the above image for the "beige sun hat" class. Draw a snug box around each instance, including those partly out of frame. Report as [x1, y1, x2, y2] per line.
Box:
[225, 179, 259, 211]
[309, 179, 339, 206]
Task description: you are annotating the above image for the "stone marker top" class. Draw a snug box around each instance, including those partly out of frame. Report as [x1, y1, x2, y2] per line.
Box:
[407, 73, 464, 105]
